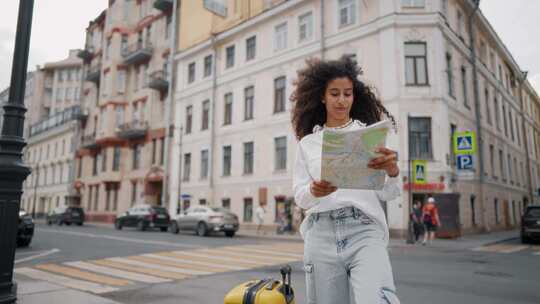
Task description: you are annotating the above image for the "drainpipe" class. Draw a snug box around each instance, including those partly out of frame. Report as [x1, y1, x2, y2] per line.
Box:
[468, 0, 487, 231]
[319, 0, 325, 60]
[163, 0, 180, 215]
[518, 72, 534, 206]
[209, 34, 218, 205]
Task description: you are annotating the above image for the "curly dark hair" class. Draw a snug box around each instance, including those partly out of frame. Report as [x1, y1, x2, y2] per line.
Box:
[290, 56, 396, 140]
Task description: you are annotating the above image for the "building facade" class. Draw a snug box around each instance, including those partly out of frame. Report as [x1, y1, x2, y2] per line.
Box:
[75, 0, 174, 222]
[169, 0, 540, 235]
[20, 51, 84, 217]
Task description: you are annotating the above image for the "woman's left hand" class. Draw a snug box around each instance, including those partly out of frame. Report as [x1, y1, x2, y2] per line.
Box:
[368, 147, 399, 177]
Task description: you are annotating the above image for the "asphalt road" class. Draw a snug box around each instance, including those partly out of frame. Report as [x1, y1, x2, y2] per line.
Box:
[15, 223, 540, 304]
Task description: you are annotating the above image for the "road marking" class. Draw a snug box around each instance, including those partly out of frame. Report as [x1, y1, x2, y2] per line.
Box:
[472, 244, 530, 253]
[92, 260, 188, 280]
[225, 246, 304, 259]
[35, 264, 131, 286]
[126, 255, 213, 275]
[170, 250, 268, 267]
[65, 261, 170, 284]
[197, 248, 297, 263]
[154, 252, 247, 271]
[142, 254, 234, 272]
[108, 257, 207, 276]
[15, 267, 117, 294]
[38, 228, 200, 248]
[15, 248, 60, 264]
[263, 243, 305, 253]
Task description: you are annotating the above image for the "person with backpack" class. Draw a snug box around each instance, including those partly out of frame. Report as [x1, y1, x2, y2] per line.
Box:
[410, 201, 424, 243]
[422, 197, 441, 246]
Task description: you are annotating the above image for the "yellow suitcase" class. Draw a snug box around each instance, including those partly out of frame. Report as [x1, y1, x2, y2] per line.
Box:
[224, 265, 295, 304]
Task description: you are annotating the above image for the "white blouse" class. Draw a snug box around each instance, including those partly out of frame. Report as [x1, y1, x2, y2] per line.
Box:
[293, 120, 401, 242]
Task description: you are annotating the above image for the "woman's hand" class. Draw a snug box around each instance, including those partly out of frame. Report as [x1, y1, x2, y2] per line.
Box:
[310, 180, 337, 198]
[368, 147, 399, 177]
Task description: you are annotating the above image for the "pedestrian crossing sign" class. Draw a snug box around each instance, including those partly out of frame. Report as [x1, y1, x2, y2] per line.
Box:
[453, 131, 477, 155]
[413, 160, 427, 184]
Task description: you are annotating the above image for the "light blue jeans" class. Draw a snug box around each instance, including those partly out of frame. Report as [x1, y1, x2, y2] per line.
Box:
[303, 207, 400, 304]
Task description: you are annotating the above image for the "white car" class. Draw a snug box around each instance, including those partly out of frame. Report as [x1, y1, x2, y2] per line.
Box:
[170, 206, 239, 237]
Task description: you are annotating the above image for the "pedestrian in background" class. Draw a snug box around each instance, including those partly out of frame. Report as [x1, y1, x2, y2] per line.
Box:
[255, 202, 266, 235]
[422, 197, 441, 246]
[410, 201, 424, 243]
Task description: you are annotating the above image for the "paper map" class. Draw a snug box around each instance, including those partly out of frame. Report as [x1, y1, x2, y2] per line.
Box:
[321, 120, 391, 190]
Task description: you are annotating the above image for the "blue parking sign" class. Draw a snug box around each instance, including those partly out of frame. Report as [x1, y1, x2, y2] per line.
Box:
[457, 154, 474, 170]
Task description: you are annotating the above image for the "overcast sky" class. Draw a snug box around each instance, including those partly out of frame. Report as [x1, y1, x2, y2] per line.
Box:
[0, 0, 539, 92]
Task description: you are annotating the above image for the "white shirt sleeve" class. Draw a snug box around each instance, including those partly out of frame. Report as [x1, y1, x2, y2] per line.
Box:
[293, 142, 320, 210]
[375, 175, 401, 202]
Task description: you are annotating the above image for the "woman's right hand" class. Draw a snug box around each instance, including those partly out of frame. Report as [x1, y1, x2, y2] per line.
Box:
[310, 180, 337, 198]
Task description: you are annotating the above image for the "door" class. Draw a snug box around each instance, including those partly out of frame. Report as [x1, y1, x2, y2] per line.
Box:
[433, 193, 461, 238]
[503, 200, 511, 228]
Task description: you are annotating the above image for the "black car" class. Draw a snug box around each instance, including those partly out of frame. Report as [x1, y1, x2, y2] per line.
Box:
[115, 204, 170, 231]
[18, 209, 34, 247]
[521, 205, 540, 243]
[46, 206, 85, 226]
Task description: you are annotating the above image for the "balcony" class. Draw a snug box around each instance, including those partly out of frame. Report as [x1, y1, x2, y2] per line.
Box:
[77, 46, 94, 63]
[122, 41, 153, 65]
[116, 120, 148, 140]
[29, 106, 83, 137]
[148, 70, 169, 92]
[153, 0, 173, 12]
[85, 64, 101, 83]
[81, 133, 98, 149]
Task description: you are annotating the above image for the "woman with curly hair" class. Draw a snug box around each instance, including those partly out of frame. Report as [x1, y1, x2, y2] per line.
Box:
[291, 56, 401, 304]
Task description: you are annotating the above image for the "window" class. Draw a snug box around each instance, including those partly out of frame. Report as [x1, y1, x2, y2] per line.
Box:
[338, 0, 356, 27]
[152, 139, 157, 164]
[274, 136, 287, 170]
[204, 55, 212, 77]
[274, 22, 287, 51]
[183, 153, 191, 181]
[56, 88, 63, 102]
[274, 76, 286, 113]
[202, 100, 210, 130]
[222, 146, 231, 176]
[470, 195, 476, 226]
[485, 87, 492, 125]
[160, 138, 165, 165]
[112, 184, 119, 211]
[499, 149, 505, 181]
[113, 147, 120, 171]
[409, 117, 432, 159]
[199, 199, 207, 206]
[121, 35, 128, 54]
[489, 145, 495, 178]
[298, 12, 313, 42]
[132, 144, 141, 170]
[494, 199, 499, 224]
[244, 86, 254, 120]
[405, 42, 428, 85]
[502, 104, 508, 136]
[243, 198, 253, 222]
[166, 14, 172, 39]
[494, 96, 501, 131]
[226, 45, 235, 68]
[131, 181, 137, 206]
[117, 71, 126, 94]
[201, 149, 209, 179]
[516, 117, 521, 146]
[102, 148, 107, 172]
[457, 10, 464, 38]
[402, 0, 425, 7]
[188, 62, 195, 83]
[449, 124, 457, 167]
[94, 185, 100, 211]
[244, 141, 254, 174]
[446, 52, 454, 97]
[441, 0, 448, 17]
[115, 107, 124, 127]
[514, 157, 519, 186]
[185, 105, 193, 134]
[507, 154, 513, 184]
[461, 66, 469, 108]
[224, 93, 233, 125]
[509, 110, 514, 142]
[78, 158, 83, 178]
[246, 36, 256, 61]
[222, 198, 231, 210]
[92, 154, 98, 176]
[87, 186, 93, 210]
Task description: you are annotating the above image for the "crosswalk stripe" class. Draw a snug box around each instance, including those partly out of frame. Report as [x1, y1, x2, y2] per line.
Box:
[15, 267, 117, 294]
[224, 246, 304, 259]
[109, 257, 208, 276]
[499, 245, 530, 253]
[255, 243, 304, 253]
[198, 248, 298, 262]
[65, 261, 171, 284]
[171, 250, 269, 267]
[142, 254, 236, 272]
[35, 264, 131, 286]
[132, 255, 218, 274]
[472, 244, 530, 253]
[92, 260, 188, 280]
[155, 252, 247, 271]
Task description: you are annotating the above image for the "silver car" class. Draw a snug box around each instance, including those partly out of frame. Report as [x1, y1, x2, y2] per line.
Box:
[170, 206, 239, 237]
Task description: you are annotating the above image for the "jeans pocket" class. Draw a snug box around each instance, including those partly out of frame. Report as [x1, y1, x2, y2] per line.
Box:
[304, 263, 316, 304]
[381, 288, 400, 304]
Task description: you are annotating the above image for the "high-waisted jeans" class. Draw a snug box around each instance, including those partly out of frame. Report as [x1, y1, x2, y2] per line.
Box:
[303, 207, 400, 304]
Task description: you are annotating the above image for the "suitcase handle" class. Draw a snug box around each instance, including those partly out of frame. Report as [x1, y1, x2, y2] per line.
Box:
[280, 265, 292, 295]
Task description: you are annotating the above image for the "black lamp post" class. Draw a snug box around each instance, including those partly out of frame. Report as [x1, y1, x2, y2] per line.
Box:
[0, 1, 34, 303]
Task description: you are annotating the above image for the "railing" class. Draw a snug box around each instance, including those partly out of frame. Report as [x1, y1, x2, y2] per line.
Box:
[122, 41, 153, 64]
[153, 0, 173, 11]
[77, 45, 95, 63]
[81, 132, 98, 149]
[203, 0, 227, 17]
[29, 106, 82, 137]
[116, 120, 149, 139]
[85, 63, 101, 83]
[148, 70, 169, 92]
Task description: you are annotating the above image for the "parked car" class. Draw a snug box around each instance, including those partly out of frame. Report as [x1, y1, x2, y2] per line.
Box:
[170, 206, 239, 237]
[17, 209, 34, 247]
[521, 205, 540, 243]
[115, 204, 170, 231]
[46, 206, 85, 226]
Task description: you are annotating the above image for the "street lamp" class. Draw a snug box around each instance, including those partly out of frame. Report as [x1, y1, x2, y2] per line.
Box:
[0, 1, 34, 303]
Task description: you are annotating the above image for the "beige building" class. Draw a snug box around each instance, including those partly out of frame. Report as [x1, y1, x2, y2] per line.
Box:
[75, 0, 174, 222]
[169, 0, 540, 235]
[20, 50, 84, 217]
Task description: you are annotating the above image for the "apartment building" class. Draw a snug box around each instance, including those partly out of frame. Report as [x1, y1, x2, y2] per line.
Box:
[75, 0, 174, 222]
[169, 0, 540, 235]
[19, 50, 84, 217]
